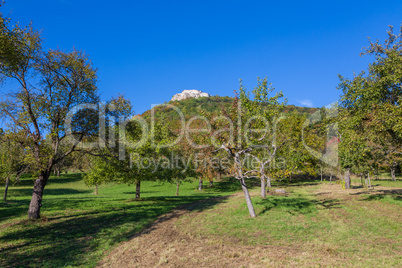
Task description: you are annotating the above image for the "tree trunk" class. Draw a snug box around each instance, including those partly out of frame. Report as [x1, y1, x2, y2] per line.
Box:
[330, 173, 332, 184]
[391, 166, 396, 181]
[53, 169, 56, 175]
[267, 175, 272, 189]
[345, 168, 351, 189]
[95, 184, 98, 195]
[364, 174, 369, 189]
[3, 177, 10, 201]
[360, 173, 364, 187]
[176, 182, 180, 196]
[240, 178, 256, 218]
[198, 178, 203, 191]
[209, 179, 213, 187]
[135, 180, 141, 199]
[368, 173, 372, 188]
[260, 176, 266, 199]
[28, 171, 50, 220]
[57, 170, 60, 177]
[320, 166, 323, 182]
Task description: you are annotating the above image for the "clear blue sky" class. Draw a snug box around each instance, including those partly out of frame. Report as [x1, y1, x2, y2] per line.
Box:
[3, 0, 402, 114]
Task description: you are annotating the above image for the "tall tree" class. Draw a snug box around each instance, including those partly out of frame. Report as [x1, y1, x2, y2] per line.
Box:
[0, 11, 101, 219]
[338, 24, 402, 184]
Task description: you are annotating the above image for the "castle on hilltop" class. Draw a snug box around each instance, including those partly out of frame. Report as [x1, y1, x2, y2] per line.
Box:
[171, 89, 210, 101]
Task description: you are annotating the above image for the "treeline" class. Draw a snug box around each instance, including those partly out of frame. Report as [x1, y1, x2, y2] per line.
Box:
[0, 1, 401, 219]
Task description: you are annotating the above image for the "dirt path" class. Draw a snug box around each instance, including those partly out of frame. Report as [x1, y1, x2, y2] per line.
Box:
[99, 185, 401, 267]
[98, 195, 297, 268]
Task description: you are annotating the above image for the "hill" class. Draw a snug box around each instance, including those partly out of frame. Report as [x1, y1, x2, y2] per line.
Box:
[140, 95, 318, 121]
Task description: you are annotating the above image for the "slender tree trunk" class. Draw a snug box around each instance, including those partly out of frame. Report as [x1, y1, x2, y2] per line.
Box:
[28, 171, 50, 220]
[198, 178, 203, 191]
[135, 180, 141, 199]
[53, 169, 56, 175]
[364, 174, 369, 189]
[209, 179, 213, 187]
[330, 173, 332, 184]
[261, 176, 266, 199]
[390, 165, 396, 181]
[368, 173, 372, 189]
[57, 169, 60, 177]
[240, 177, 256, 218]
[176, 182, 180, 196]
[95, 184, 98, 195]
[3, 177, 10, 201]
[345, 168, 351, 189]
[320, 166, 323, 182]
[267, 175, 272, 189]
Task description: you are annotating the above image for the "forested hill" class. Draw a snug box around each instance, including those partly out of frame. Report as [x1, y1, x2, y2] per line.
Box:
[140, 95, 318, 120]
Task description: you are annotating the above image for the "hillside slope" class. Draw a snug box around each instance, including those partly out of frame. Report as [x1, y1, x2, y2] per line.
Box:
[141, 96, 317, 121]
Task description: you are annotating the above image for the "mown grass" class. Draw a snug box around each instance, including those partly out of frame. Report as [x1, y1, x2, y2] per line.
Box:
[176, 180, 402, 267]
[0, 173, 239, 267]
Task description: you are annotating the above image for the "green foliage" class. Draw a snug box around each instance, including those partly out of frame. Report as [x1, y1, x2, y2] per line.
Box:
[0, 132, 26, 184]
[338, 24, 402, 177]
[144, 95, 316, 122]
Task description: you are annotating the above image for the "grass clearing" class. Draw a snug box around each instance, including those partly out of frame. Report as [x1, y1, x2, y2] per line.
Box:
[176, 180, 402, 267]
[1, 173, 401, 267]
[0, 173, 238, 267]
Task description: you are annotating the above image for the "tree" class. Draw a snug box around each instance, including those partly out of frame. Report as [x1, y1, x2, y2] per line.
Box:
[279, 111, 321, 184]
[238, 77, 286, 198]
[338, 24, 402, 184]
[0, 11, 101, 219]
[213, 77, 286, 217]
[0, 131, 27, 201]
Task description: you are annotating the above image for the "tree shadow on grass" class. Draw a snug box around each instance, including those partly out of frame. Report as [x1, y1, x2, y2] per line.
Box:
[0, 199, 30, 221]
[10, 188, 92, 197]
[363, 194, 402, 202]
[0, 195, 109, 222]
[207, 177, 259, 194]
[350, 189, 402, 196]
[0, 195, 228, 268]
[12, 173, 83, 187]
[354, 189, 402, 202]
[46, 173, 83, 184]
[181, 195, 231, 212]
[256, 195, 341, 216]
[123, 191, 158, 195]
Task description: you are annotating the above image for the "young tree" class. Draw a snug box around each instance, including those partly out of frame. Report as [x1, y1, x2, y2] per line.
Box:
[214, 77, 286, 216]
[0, 131, 27, 201]
[238, 77, 286, 198]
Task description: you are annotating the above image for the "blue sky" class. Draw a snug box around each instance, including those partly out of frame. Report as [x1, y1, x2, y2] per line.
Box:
[3, 0, 402, 114]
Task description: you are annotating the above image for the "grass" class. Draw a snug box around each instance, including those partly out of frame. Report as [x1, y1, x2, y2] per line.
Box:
[1, 173, 401, 267]
[0, 173, 239, 267]
[176, 180, 402, 267]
